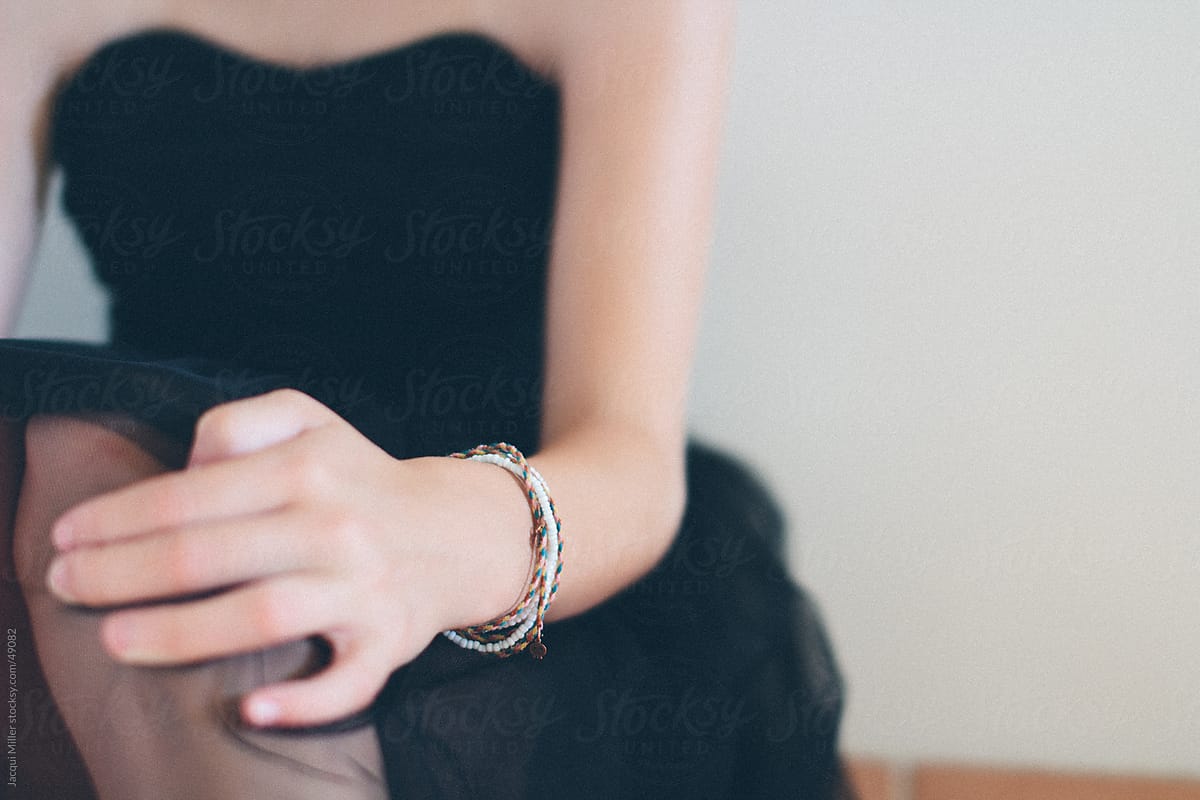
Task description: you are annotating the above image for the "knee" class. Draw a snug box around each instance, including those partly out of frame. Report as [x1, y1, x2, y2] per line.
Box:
[15, 415, 170, 593]
[24, 414, 168, 480]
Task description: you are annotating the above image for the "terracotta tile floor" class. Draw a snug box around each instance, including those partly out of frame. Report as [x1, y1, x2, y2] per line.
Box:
[846, 757, 1200, 800]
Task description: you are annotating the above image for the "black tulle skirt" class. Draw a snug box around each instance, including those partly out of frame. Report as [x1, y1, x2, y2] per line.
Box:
[0, 338, 854, 800]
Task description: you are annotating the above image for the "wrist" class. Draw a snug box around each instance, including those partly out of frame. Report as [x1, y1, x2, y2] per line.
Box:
[412, 455, 535, 633]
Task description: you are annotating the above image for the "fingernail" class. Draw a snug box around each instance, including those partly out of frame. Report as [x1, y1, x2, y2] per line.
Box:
[46, 559, 75, 602]
[103, 618, 158, 664]
[245, 696, 281, 726]
[103, 616, 134, 659]
[51, 519, 74, 550]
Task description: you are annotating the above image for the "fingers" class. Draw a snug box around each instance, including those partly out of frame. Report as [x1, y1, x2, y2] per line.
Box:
[46, 508, 318, 606]
[51, 388, 350, 551]
[188, 388, 338, 468]
[100, 575, 344, 665]
[242, 639, 392, 728]
[100, 573, 398, 728]
[50, 431, 321, 550]
[42, 388, 409, 729]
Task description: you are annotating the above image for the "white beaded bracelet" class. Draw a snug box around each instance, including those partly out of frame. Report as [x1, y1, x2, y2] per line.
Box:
[442, 443, 563, 658]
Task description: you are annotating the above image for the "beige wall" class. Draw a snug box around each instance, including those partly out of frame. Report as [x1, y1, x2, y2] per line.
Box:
[689, 0, 1200, 777]
[19, 0, 1200, 779]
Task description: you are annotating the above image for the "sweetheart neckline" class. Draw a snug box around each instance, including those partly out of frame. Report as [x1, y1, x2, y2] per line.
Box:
[59, 25, 557, 89]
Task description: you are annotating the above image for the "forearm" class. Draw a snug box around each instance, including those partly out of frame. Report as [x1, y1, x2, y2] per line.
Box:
[529, 423, 687, 620]
[430, 422, 687, 632]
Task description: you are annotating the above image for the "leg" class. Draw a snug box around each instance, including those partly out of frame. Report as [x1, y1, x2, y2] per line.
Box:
[11, 414, 387, 800]
[1, 419, 98, 799]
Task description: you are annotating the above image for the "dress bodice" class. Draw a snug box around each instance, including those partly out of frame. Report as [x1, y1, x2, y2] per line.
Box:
[50, 29, 561, 454]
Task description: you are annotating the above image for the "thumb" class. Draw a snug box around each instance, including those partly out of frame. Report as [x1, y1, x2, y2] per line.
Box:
[189, 388, 337, 468]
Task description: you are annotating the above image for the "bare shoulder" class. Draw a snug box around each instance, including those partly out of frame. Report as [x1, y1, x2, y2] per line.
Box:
[1, 0, 168, 87]
[1, 2, 68, 91]
[499, 0, 735, 83]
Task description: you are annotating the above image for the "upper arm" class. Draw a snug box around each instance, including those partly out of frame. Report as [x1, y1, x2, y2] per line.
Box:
[0, 8, 64, 335]
[534, 0, 735, 455]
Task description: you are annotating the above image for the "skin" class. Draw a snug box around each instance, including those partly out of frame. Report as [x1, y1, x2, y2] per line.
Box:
[1, 0, 734, 730]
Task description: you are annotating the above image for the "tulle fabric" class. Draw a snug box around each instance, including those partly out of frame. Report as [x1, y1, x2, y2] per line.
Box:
[0, 339, 854, 797]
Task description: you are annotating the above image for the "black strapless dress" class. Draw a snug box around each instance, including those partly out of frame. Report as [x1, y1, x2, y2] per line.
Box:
[2, 30, 854, 799]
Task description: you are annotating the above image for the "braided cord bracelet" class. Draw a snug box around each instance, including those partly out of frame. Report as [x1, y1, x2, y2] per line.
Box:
[444, 442, 563, 659]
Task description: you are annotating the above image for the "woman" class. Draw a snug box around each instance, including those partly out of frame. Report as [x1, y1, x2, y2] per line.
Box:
[0, 1, 853, 797]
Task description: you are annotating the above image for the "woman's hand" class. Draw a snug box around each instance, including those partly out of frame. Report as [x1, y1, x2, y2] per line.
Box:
[41, 388, 531, 727]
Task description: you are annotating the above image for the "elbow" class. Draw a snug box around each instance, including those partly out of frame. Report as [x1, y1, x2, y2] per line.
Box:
[642, 444, 689, 576]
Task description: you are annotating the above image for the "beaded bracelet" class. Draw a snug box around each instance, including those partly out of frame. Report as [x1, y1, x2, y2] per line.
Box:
[443, 442, 563, 659]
